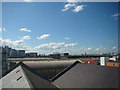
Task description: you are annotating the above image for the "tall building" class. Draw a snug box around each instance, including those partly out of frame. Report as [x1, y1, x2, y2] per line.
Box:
[1, 46, 26, 58]
[18, 50, 25, 57]
[9, 49, 18, 57]
[0, 46, 8, 78]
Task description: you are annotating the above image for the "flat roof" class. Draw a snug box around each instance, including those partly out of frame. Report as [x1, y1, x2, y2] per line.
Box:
[52, 61, 119, 88]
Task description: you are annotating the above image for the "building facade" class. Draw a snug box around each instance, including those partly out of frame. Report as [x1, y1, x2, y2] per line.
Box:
[106, 62, 120, 67]
[26, 53, 37, 57]
[0, 46, 8, 78]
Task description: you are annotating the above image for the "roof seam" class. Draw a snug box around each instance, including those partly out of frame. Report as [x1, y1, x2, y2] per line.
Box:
[21, 66, 34, 89]
[50, 61, 80, 82]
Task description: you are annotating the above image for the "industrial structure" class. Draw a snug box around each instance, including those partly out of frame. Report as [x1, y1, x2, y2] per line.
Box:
[100, 56, 119, 67]
[8, 59, 77, 80]
[0, 61, 119, 89]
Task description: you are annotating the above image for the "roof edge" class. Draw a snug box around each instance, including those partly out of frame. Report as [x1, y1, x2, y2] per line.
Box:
[50, 61, 80, 82]
[2, 62, 23, 77]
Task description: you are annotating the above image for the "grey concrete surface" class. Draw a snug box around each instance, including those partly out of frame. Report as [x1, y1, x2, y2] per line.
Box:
[53, 62, 119, 88]
[1, 66, 32, 89]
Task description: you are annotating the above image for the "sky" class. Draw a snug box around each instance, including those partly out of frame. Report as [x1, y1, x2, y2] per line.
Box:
[0, 1, 119, 55]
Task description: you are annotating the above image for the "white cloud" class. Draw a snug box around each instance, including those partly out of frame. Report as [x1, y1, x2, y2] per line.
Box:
[37, 34, 50, 40]
[65, 3, 75, 8]
[0, 28, 7, 32]
[67, 0, 79, 3]
[13, 40, 24, 45]
[87, 48, 92, 50]
[112, 13, 120, 17]
[35, 42, 65, 49]
[112, 13, 120, 20]
[34, 46, 117, 55]
[49, 42, 65, 48]
[20, 28, 31, 32]
[0, 38, 24, 47]
[62, 8, 69, 12]
[64, 43, 77, 47]
[80, 47, 93, 52]
[21, 36, 31, 40]
[62, 0, 86, 13]
[107, 40, 114, 42]
[0, 36, 31, 47]
[112, 47, 117, 50]
[95, 48, 100, 51]
[0, 38, 118, 55]
[64, 37, 70, 40]
[24, 0, 32, 2]
[62, 3, 76, 11]
[73, 5, 85, 13]
[35, 42, 77, 49]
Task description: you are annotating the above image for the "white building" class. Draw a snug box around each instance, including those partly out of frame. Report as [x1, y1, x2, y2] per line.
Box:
[100, 57, 109, 66]
[109, 56, 117, 61]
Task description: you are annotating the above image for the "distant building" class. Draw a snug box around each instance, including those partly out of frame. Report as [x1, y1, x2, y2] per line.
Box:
[109, 56, 118, 62]
[10, 49, 18, 57]
[0, 46, 25, 58]
[106, 62, 120, 67]
[100, 57, 109, 66]
[0, 46, 8, 78]
[100, 56, 120, 67]
[26, 53, 37, 57]
[60, 53, 69, 60]
[50, 53, 69, 59]
[50, 53, 60, 59]
[18, 50, 25, 57]
[80, 60, 97, 65]
[3, 46, 11, 57]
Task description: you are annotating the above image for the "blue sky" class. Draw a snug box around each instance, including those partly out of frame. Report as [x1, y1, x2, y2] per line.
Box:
[1, 2, 119, 55]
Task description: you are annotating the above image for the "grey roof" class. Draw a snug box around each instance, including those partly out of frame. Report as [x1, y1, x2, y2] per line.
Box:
[0, 62, 60, 89]
[52, 61, 119, 88]
[9, 60, 77, 69]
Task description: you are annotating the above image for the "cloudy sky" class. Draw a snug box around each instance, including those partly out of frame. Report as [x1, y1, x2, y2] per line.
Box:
[0, 2, 119, 55]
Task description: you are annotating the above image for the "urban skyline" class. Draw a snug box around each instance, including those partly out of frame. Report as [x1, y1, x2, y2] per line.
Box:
[0, 2, 119, 55]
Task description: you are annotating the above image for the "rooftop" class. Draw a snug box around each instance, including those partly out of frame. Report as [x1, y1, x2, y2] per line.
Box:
[52, 61, 119, 88]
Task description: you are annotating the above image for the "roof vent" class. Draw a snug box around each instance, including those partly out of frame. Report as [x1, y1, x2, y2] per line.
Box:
[16, 76, 22, 81]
